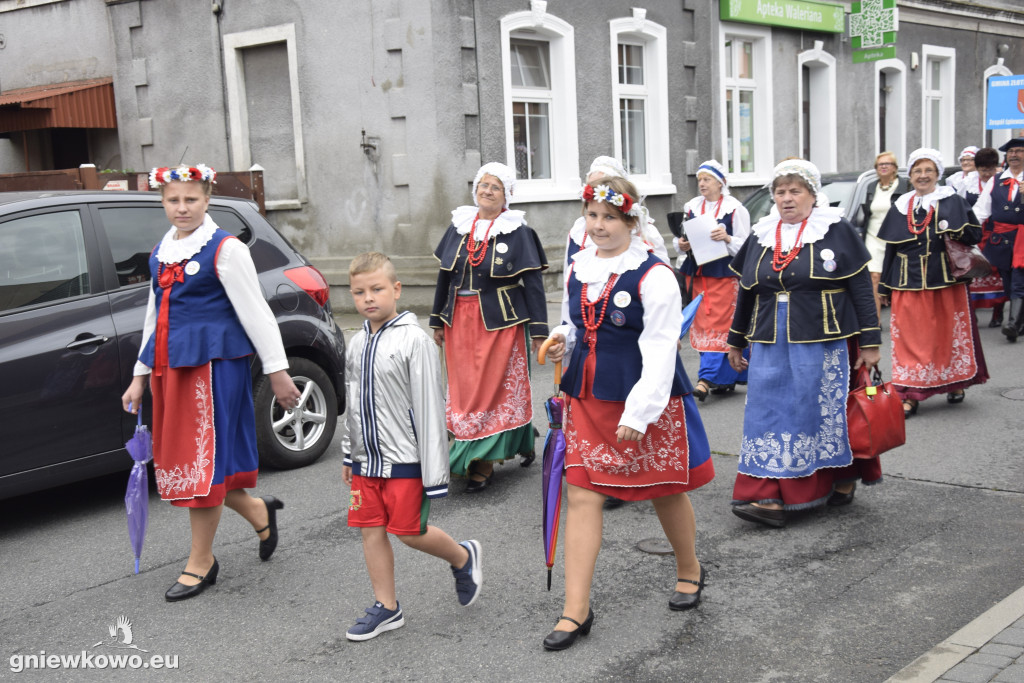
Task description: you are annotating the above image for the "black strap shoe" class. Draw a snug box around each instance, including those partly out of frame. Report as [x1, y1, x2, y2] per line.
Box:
[542, 609, 594, 651]
[669, 565, 706, 610]
[256, 496, 284, 561]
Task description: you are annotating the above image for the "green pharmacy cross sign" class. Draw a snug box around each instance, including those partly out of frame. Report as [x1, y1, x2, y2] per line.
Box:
[849, 0, 898, 50]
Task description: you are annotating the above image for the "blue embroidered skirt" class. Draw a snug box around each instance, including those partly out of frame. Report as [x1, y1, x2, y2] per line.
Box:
[737, 302, 853, 480]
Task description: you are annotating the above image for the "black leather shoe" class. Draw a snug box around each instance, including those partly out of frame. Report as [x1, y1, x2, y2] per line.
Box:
[669, 565, 706, 611]
[732, 503, 786, 528]
[542, 609, 594, 651]
[946, 391, 965, 404]
[520, 451, 536, 468]
[256, 495, 284, 561]
[692, 380, 711, 402]
[465, 475, 492, 494]
[165, 558, 219, 602]
[827, 484, 856, 506]
[710, 383, 735, 395]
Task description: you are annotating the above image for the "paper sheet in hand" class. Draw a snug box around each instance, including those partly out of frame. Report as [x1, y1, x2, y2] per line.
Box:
[682, 213, 730, 265]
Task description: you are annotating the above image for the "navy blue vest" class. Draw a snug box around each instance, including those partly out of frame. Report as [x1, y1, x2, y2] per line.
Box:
[141, 230, 255, 368]
[561, 254, 691, 401]
[990, 176, 1024, 226]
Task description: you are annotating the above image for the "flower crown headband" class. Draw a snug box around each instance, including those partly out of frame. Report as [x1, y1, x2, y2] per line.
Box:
[582, 183, 642, 217]
[149, 164, 217, 189]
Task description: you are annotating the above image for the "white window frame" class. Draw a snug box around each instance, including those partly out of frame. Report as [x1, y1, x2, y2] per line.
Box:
[719, 23, 774, 187]
[223, 24, 307, 210]
[501, 7, 580, 203]
[609, 13, 675, 196]
[797, 41, 837, 173]
[921, 44, 956, 163]
[874, 58, 907, 164]
[984, 60, 1013, 150]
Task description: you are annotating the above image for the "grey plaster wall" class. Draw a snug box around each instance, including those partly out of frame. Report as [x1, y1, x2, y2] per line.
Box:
[472, 0, 715, 256]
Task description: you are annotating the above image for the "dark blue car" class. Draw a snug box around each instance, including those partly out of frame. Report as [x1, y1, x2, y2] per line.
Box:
[0, 190, 345, 500]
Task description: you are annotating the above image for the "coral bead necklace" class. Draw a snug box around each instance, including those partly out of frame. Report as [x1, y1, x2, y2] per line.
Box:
[580, 274, 620, 352]
[906, 199, 934, 236]
[466, 211, 502, 267]
[771, 219, 808, 272]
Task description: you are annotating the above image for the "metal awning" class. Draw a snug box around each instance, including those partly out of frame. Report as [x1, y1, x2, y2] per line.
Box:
[0, 77, 117, 133]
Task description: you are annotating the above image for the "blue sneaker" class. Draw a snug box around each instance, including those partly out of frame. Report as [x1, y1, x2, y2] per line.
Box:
[451, 540, 482, 606]
[346, 601, 404, 641]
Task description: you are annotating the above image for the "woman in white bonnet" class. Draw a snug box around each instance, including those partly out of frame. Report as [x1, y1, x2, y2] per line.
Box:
[875, 148, 988, 417]
[727, 158, 881, 528]
[430, 162, 549, 492]
[674, 159, 751, 401]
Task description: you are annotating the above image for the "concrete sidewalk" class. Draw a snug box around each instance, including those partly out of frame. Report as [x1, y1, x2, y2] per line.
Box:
[887, 586, 1024, 682]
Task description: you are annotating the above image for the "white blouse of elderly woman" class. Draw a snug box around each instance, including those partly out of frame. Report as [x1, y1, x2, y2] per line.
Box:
[676, 172, 734, 252]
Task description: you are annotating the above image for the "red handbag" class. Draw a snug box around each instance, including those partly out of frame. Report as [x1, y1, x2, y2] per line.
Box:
[846, 366, 906, 459]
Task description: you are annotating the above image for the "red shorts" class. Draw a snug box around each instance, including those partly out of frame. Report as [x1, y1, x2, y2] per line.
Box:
[347, 475, 429, 536]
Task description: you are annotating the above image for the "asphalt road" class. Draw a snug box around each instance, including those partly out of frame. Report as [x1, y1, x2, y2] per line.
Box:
[1, 304, 1022, 682]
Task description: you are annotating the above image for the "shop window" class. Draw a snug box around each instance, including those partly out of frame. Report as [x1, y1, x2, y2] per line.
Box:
[797, 42, 836, 173]
[875, 59, 907, 164]
[720, 24, 773, 185]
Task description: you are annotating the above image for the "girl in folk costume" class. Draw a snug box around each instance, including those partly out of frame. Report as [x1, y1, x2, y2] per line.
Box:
[541, 176, 714, 651]
[877, 148, 989, 417]
[674, 160, 751, 401]
[563, 156, 670, 271]
[727, 159, 882, 528]
[430, 162, 549, 493]
[121, 165, 301, 601]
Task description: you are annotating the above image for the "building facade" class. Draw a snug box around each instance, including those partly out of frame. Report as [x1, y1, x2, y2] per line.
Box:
[0, 0, 1021, 309]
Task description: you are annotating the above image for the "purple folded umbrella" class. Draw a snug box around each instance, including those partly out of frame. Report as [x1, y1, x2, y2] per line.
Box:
[124, 405, 152, 575]
[542, 391, 566, 591]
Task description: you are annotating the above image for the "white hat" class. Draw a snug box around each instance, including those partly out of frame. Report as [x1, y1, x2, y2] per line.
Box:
[473, 162, 516, 209]
[772, 158, 822, 196]
[908, 148, 944, 177]
[587, 156, 629, 181]
[697, 160, 729, 195]
[958, 146, 979, 161]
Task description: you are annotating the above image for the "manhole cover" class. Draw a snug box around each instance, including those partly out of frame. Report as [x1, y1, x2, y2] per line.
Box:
[1002, 388, 1024, 401]
[637, 538, 674, 555]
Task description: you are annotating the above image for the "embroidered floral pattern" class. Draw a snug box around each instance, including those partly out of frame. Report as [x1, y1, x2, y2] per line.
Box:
[891, 307, 977, 387]
[155, 375, 215, 498]
[565, 399, 688, 480]
[447, 345, 532, 440]
[739, 348, 847, 476]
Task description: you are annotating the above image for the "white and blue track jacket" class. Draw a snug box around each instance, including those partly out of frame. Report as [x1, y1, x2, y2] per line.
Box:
[342, 312, 450, 498]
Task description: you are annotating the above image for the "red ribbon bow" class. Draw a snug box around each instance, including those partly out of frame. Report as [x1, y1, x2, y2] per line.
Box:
[1003, 176, 1020, 199]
